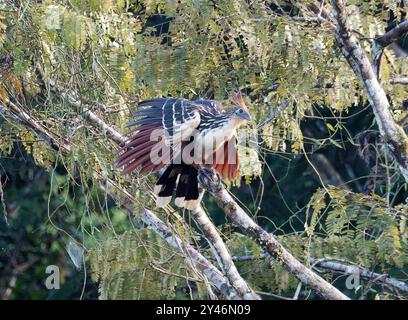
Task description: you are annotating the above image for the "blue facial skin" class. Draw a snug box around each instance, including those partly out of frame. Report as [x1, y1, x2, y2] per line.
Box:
[235, 108, 252, 121]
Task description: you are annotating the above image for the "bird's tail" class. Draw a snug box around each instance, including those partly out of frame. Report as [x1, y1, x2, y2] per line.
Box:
[154, 164, 201, 209]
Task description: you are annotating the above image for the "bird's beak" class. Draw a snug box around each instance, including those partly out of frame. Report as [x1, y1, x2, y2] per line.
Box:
[238, 112, 252, 121]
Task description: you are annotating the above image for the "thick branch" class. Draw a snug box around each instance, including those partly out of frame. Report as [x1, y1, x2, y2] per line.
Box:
[329, 0, 408, 182]
[5, 76, 351, 299]
[375, 21, 408, 48]
[192, 204, 260, 300]
[49, 80, 257, 300]
[215, 253, 408, 295]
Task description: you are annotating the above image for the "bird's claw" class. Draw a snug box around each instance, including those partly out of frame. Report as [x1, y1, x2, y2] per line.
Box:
[198, 167, 222, 192]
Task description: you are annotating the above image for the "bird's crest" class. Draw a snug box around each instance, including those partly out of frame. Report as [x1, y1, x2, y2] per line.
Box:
[231, 91, 249, 112]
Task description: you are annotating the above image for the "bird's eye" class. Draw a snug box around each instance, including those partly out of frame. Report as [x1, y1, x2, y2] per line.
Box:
[238, 109, 244, 113]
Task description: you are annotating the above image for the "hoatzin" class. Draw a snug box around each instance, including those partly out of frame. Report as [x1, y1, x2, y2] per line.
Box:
[116, 94, 251, 209]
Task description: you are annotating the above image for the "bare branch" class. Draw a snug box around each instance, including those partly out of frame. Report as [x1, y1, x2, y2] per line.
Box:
[375, 21, 408, 48]
[390, 77, 408, 85]
[222, 253, 408, 296]
[329, 0, 408, 183]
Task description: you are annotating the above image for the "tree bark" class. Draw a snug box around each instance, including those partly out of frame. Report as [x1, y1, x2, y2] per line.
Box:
[390, 77, 408, 85]
[375, 21, 408, 47]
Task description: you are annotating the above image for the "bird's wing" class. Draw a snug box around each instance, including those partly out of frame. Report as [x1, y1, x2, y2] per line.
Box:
[135, 98, 201, 145]
[117, 97, 229, 176]
[193, 98, 224, 112]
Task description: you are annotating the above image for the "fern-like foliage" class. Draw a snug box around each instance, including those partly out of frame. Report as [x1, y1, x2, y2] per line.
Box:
[89, 229, 207, 300]
[305, 186, 407, 268]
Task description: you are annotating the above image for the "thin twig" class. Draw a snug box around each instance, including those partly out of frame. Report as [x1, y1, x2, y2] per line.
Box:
[257, 99, 290, 129]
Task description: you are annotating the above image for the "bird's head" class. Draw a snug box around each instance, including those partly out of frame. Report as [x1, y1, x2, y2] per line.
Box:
[232, 107, 252, 121]
[230, 92, 251, 124]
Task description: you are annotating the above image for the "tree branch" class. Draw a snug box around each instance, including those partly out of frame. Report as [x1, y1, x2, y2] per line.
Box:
[390, 77, 408, 85]
[329, 0, 408, 183]
[257, 99, 290, 129]
[375, 21, 408, 48]
[47, 79, 257, 300]
[46, 78, 127, 146]
[0, 99, 71, 152]
[212, 253, 408, 296]
[54, 80, 348, 299]
[3, 75, 351, 300]
[310, 258, 408, 295]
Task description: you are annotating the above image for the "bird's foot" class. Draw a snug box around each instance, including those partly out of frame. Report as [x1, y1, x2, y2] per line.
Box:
[198, 167, 222, 193]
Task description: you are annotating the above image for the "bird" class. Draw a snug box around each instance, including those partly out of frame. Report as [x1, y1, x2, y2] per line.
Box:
[116, 93, 252, 209]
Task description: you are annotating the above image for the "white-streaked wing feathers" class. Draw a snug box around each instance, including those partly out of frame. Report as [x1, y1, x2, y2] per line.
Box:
[193, 98, 224, 113]
[162, 99, 201, 146]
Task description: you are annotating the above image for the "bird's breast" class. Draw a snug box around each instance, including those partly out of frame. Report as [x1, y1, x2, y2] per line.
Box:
[193, 121, 237, 164]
